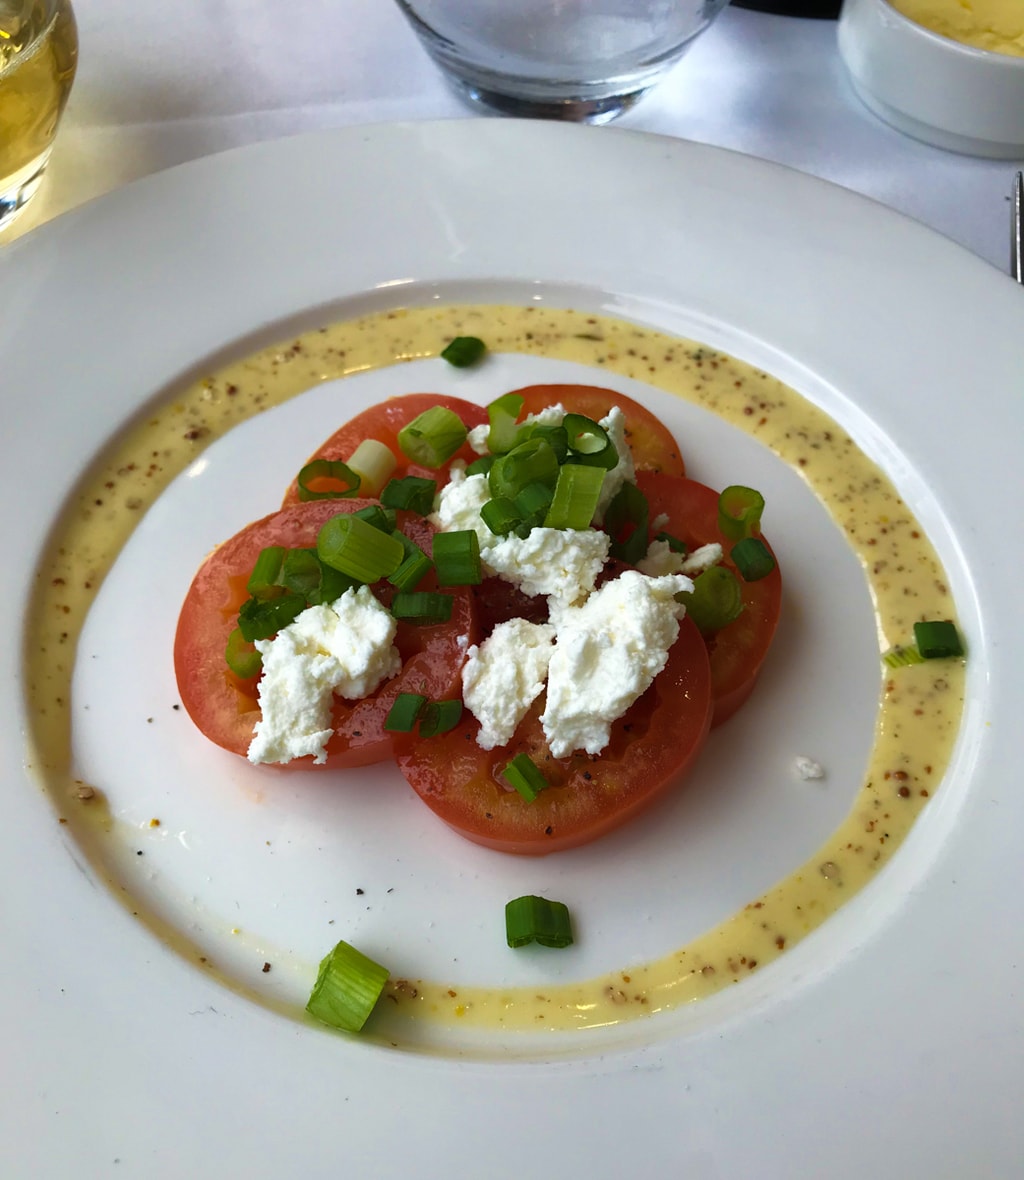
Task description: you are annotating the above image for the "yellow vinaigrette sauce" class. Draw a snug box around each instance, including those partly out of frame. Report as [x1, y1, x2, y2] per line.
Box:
[25, 304, 964, 1035]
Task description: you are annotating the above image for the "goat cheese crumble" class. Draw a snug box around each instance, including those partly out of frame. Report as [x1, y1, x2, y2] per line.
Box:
[248, 585, 400, 765]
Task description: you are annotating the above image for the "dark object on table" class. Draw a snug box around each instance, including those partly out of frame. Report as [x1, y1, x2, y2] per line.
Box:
[732, 0, 841, 17]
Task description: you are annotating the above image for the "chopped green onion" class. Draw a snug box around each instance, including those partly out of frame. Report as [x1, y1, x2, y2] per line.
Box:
[345, 438, 397, 497]
[387, 533, 433, 593]
[237, 591, 306, 642]
[512, 484, 553, 539]
[485, 392, 525, 455]
[731, 536, 776, 581]
[390, 591, 454, 625]
[544, 463, 605, 530]
[225, 627, 262, 679]
[316, 513, 405, 584]
[604, 481, 650, 564]
[246, 546, 286, 598]
[505, 895, 574, 949]
[913, 620, 964, 659]
[306, 939, 389, 1033]
[882, 645, 926, 669]
[296, 458, 361, 502]
[466, 455, 496, 477]
[440, 336, 486, 368]
[516, 422, 568, 463]
[654, 530, 687, 555]
[480, 496, 522, 537]
[718, 485, 766, 541]
[418, 699, 463, 737]
[397, 406, 468, 468]
[432, 530, 482, 586]
[678, 566, 744, 635]
[277, 547, 322, 598]
[351, 504, 395, 533]
[514, 481, 554, 519]
[563, 413, 618, 470]
[488, 437, 559, 500]
[384, 692, 428, 733]
[380, 475, 437, 515]
[501, 752, 549, 802]
[277, 548, 358, 605]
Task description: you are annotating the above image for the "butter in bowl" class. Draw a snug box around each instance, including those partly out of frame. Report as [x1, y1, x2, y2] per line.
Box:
[838, 0, 1024, 158]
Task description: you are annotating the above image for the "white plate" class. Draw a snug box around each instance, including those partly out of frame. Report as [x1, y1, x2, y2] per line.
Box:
[3, 121, 1022, 1176]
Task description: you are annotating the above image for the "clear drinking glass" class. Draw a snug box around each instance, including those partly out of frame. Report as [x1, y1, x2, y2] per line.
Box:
[394, 0, 731, 123]
[0, 0, 77, 232]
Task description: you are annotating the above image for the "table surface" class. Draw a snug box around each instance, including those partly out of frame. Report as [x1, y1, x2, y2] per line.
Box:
[2, 0, 1021, 270]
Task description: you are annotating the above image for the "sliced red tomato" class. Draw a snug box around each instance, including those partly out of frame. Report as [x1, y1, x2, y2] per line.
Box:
[281, 394, 488, 506]
[514, 384, 686, 477]
[635, 472, 782, 726]
[174, 499, 476, 770]
[394, 617, 712, 855]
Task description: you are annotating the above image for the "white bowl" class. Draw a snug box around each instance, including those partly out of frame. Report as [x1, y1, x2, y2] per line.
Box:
[838, 0, 1024, 158]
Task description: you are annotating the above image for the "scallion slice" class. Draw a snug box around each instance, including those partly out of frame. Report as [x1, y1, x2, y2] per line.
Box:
[380, 475, 437, 515]
[563, 413, 618, 470]
[306, 939, 389, 1032]
[384, 692, 427, 733]
[432, 530, 482, 586]
[316, 513, 405, 584]
[913, 620, 963, 659]
[544, 463, 605, 530]
[517, 422, 568, 463]
[466, 455, 496, 477]
[485, 392, 525, 455]
[246, 546, 286, 598]
[440, 336, 486, 368]
[677, 566, 744, 635]
[391, 591, 454, 625]
[882, 645, 926, 669]
[488, 437, 559, 501]
[296, 458, 361, 502]
[387, 533, 433, 593]
[397, 406, 468, 468]
[505, 895, 574, 949]
[731, 536, 776, 582]
[417, 699, 463, 737]
[345, 438, 397, 497]
[501, 753, 549, 802]
[237, 591, 306, 642]
[718, 485, 766, 541]
[604, 481, 650, 564]
[480, 496, 522, 537]
[351, 504, 395, 533]
[225, 627, 262, 679]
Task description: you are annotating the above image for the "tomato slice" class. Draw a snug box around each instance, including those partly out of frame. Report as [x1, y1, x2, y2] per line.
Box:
[394, 617, 712, 855]
[514, 384, 686, 477]
[174, 499, 476, 769]
[635, 472, 782, 726]
[281, 394, 488, 506]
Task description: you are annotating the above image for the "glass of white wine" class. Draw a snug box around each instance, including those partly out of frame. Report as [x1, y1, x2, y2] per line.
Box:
[0, 0, 77, 232]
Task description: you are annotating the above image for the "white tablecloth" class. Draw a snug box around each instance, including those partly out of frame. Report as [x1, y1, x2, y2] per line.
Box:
[3, 0, 1021, 271]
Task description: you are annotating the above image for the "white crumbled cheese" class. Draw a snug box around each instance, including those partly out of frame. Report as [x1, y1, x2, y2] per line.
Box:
[485, 526, 610, 607]
[429, 466, 495, 550]
[461, 619, 557, 749]
[651, 512, 670, 532]
[247, 586, 401, 766]
[793, 755, 826, 781]
[466, 423, 490, 455]
[540, 570, 692, 757]
[594, 406, 636, 521]
[637, 539, 723, 578]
